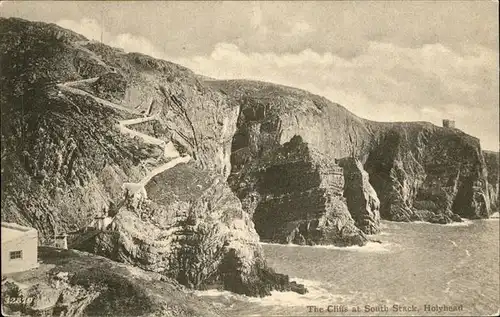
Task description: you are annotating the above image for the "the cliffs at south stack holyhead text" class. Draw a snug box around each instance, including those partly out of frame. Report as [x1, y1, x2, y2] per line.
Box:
[1, 1, 499, 317]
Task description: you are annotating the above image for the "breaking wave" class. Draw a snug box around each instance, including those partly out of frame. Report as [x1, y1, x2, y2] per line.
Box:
[488, 211, 499, 219]
[411, 218, 474, 227]
[247, 278, 339, 307]
[193, 277, 349, 308]
[259, 241, 393, 253]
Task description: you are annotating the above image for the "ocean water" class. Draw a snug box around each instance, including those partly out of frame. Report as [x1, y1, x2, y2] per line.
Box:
[195, 217, 499, 316]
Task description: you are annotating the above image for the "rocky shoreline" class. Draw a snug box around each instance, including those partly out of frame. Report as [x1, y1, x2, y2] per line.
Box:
[0, 17, 498, 316]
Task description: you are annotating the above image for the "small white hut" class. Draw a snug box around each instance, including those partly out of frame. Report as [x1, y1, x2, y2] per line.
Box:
[1, 222, 39, 274]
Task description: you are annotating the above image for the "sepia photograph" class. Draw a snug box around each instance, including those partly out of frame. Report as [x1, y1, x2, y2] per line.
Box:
[0, 1, 499, 316]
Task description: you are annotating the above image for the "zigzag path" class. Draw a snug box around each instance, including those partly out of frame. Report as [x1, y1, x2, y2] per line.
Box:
[58, 73, 191, 237]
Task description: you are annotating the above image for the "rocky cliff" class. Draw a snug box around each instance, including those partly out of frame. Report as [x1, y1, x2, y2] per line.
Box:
[483, 150, 499, 212]
[1, 16, 497, 279]
[71, 164, 305, 296]
[228, 134, 367, 246]
[206, 79, 495, 244]
[209, 80, 374, 246]
[365, 122, 491, 222]
[0, 17, 304, 297]
[337, 157, 381, 234]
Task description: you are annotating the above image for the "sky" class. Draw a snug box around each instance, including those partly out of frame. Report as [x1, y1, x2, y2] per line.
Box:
[1, 1, 499, 151]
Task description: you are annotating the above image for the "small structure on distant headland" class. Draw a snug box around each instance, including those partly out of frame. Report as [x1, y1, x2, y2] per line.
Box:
[443, 119, 455, 128]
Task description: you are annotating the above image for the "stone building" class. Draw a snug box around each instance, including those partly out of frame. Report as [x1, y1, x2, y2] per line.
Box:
[443, 119, 455, 128]
[1, 222, 39, 274]
[54, 233, 68, 249]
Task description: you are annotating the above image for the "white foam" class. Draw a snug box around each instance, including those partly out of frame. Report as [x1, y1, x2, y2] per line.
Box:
[260, 241, 393, 253]
[193, 289, 236, 298]
[411, 218, 473, 227]
[443, 278, 455, 294]
[288, 277, 324, 288]
[465, 249, 471, 257]
[445, 219, 473, 226]
[194, 277, 345, 308]
[449, 240, 458, 247]
[379, 221, 393, 229]
[484, 218, 500, 222]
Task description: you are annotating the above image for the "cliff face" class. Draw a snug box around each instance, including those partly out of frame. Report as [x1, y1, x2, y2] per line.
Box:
[0, 18, 303, 297]
[230, 134, 367, 246]
[365, 122, 491, 222]
[72, 164, 305, 296]
[483, 151, 499, 212]
[208, 80, 371, 246]
[337, 157, 381, 234]
[1, 18, 233, 236]
[206, 79, 494, 243]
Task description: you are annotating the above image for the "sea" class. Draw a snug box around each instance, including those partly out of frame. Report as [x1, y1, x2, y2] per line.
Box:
[194, 214, 499, 317]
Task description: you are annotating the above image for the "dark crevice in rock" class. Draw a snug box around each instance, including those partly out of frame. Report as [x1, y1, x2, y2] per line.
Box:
[230, 134, 366, 246]
[338, 157, 381, 234]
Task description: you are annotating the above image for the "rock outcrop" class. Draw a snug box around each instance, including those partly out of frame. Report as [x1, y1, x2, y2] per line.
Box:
[337, 157, 381, 234]
[72, 164, 305, 296]
[207, 80, 372, 246]
[1, 247, 224, 317]
[0, 17, 304, 298]
[230, 135, 367, 246]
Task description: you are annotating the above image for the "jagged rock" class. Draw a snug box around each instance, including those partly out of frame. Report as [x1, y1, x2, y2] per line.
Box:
[483, 150, 499, 212]
[365, 123, 490, 222]
[217, 248, 307, 296]
[337, 157, 381, 234]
